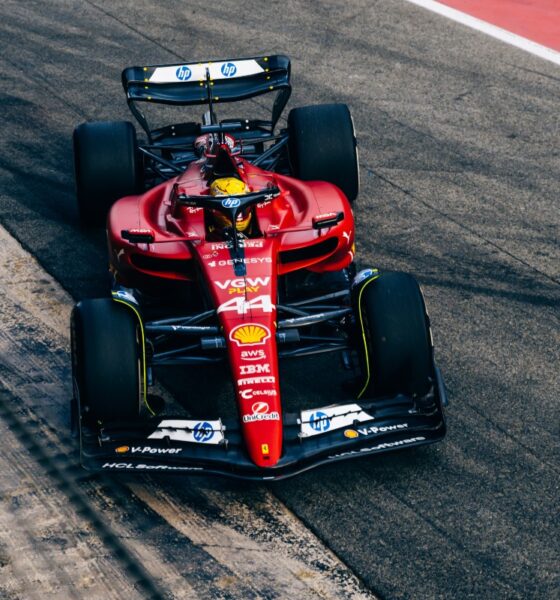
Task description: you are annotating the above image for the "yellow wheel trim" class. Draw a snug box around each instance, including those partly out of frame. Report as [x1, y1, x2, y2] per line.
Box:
[111, 295, 155, 416]
[356, 273, 380, 400]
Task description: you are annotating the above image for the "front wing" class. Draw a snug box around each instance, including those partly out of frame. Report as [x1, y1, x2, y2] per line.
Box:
[81, 369, 447, 481]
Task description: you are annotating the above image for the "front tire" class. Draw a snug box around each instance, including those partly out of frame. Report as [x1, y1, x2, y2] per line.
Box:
[73, 121, 142, 227]
[71, 299, 141, 425]
[353, 272, 434, 400]
[288, 103, 359, 203]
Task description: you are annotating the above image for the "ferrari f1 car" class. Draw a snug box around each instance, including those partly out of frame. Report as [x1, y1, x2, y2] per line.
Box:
[70, 55, 447, 480]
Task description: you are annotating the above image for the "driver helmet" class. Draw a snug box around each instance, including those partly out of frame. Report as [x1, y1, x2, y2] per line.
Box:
[209, 177, 252, 232]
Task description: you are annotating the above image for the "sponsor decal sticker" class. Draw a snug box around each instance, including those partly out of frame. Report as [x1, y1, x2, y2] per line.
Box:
[175, 65, 192, 80]
[240, 388, 277, 400]
[209, 240, 264, 250]
[261, 444, 269, 455]
[216, 277, 270, 290]
[115, 445, 130, 454]
[208, 257, 272, 267]
[356, 423, 409, 436]
[221, 197, 240, 208]
[309, 411, 330, 432]
[118, 446, 183, 455]
[344, 429, 359, 439]
[150, 60, 263, 84]
[242, 401, 280, 423]
[239, 363, 270, 375]
[228, 286, 259, 294]
[193, 421, 214, 443]
[221, 62, 237, 77]
[102, 463, 203, 471]
[241, 349, 266, 361]
[300, 403, 374, 438]
[328, 437, 427, 459]
[148, 419, 224, 444]
[237, 376, 275, 386]
[230, 323, 271, 346]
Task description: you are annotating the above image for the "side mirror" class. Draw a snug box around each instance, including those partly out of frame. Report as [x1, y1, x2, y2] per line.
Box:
[312, 212, 343, 229]
[121, 228, 155, 244]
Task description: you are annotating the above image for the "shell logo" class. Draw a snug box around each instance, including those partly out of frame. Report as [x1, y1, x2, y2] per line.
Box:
[115, 446, 130, 454]
[344, 429, 359, 439]
[229, 323, 271, 346]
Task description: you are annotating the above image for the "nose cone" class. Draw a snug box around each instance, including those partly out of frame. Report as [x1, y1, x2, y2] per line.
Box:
[195, 237, 283, 469]
[229, 321, 283, 467]
[239, 396, 283, 467]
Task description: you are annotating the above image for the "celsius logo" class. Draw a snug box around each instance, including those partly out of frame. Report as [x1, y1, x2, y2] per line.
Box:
[221, 62, 237, 77]
[309, 411, 330, 432]
[193, 421, 214, 442]
[175, 65, 192, 81]
[221, 198, 240, 208]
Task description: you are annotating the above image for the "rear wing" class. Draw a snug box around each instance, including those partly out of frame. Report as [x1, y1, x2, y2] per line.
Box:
[122, 55, 291, 134]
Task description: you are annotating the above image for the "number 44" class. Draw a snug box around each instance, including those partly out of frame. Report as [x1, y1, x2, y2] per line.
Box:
[217, 295, 275, 315]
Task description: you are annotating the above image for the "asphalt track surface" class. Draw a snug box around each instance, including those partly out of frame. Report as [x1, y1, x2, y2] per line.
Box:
[0, 1, 559, 598]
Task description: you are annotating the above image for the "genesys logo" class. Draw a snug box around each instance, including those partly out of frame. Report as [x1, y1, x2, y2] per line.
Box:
[237, 376, 275, 387]
[240, 388, 277, 400]
[208, 257, 272, 267]
[242, 401, 280, 423]
[239, 363, 270, 375]
[114, 445, 182, 455]
[240, 349, 266, 361]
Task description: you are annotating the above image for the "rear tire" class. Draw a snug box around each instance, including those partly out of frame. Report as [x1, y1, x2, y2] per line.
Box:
[288, 104, 359, 202]
[353, 272, 434, 400]
[73, 121, 141, 227]
[71, 299, 141, 424]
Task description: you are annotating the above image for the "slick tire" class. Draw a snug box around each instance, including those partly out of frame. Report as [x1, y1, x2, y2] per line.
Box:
[354, 272, 434, 400]
[73, 121, 142, 227]
[71, 298, 141, 424]
[288, 103, 359, 203]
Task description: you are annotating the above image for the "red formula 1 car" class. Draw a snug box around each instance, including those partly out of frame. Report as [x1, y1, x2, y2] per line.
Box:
[70, 55, 446, 479]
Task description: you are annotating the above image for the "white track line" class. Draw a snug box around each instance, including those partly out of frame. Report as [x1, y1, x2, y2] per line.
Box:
[403, 0, 560, 66]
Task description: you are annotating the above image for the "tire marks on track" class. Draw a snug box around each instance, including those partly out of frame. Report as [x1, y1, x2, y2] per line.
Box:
[0, 226, 375, 598]
[0, 391, 171, 600]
